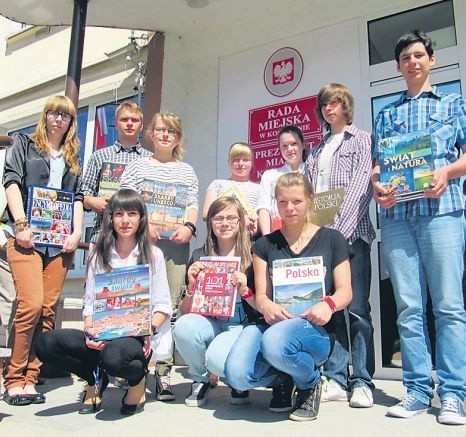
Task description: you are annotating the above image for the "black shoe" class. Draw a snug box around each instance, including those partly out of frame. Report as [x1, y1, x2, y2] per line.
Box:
[185, 381, 212, 407]
[230, 389, 250, 405]
[288, 380, 322, 422]
[78, 371, 109, 415]
[3, 392, 32, 406]
[120, 390, 146, 416]
[154, 369, 175, 401]
[26, 392, 46, 404]
[269, 375, 294, 412]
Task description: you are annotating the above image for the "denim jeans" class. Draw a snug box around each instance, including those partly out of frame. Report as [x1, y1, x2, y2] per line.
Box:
[381, 212, 466, 404]
[323, 238, 375, 390]
[225, 318, 331, 391]
[173, 305, 246, 382]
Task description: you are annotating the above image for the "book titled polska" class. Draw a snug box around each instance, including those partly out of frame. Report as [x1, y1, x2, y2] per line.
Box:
[189, 256, 241, 318]
[273, 256, 325, 317]
[92, 265, 151, 341]
[27, 185, 74, 248]
[309, 188, 345, 227]
[141, 179, 189, 238]
[379, 131, 434, 202]
[97, 161, 128, 198]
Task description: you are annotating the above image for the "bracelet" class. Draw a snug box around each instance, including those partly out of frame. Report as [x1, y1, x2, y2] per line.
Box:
[185, 288, 194, 298]
[323, 296, 337, 313]
[183, 221, 197, 237]
[240, 287, 254, 300]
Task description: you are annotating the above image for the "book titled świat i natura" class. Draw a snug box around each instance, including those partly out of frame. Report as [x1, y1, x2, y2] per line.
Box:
[141, 179, 189, 238]
[92, 265, 151, 341]
[27, 185, 74, 248]
[272, 256, 325, 317]
[379, 131, 434, 202]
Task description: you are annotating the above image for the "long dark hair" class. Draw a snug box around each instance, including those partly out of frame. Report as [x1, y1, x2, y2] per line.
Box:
[205, 197, 252, 273]
[88, 188, 154, 272]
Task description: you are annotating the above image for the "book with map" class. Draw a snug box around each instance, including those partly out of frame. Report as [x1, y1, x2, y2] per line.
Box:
[189, 256, 241, 318]
[97, 161, 128, 198]
[378, 131, 434, 202]
[272, 256, 325, 317]
[26, 185, 74, 248]
[141, 179, 189, 238]
[92, 264, 151, 341]
[309, 188, 345, 226]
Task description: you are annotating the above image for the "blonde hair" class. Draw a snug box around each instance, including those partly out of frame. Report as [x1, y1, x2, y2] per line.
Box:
[146, 111, 184, 160]
[228, 142, 253, 163]
[115, 101, 143, 122]
[30, 95, 80, 175]
[275, 172, 314, 222]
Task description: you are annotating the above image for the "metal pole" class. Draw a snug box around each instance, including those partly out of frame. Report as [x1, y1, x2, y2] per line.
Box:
[64, 0, 88, 109]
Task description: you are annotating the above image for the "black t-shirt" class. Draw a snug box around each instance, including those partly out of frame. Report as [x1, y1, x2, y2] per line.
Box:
[253, 227, 350, 297]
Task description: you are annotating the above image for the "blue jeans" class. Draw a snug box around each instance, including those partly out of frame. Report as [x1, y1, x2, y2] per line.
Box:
[323, 238, 375, 390]
[173, 306, 245, 382]
[225, 318, 331, 391]
[381, 212, 466, 404]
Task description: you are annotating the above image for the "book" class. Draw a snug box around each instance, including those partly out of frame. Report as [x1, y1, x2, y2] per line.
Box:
[26, 185, 74, 248]
[309, 188, 345, 226]
[272, 256, 325, 317]
[378, 131, 434, 202]
[220, 185, 258, 220]
[188, 256, 241, 318]
[141, 179, 189, 238]
[92, 265, 151, 341]
[97, 161, 128, 198]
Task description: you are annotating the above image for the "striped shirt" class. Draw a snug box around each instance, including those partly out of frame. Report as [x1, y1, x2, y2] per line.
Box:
[81, 141, 152, 241]
[306, 124, 375, 243]
[374, 87, 466, 219]
[120, 157, 199, 211]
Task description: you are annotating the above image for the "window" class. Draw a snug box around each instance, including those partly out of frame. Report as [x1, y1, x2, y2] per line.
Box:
[368, 0, 456, 65]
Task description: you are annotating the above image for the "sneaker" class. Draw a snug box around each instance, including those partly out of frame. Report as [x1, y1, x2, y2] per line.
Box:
[230, 389, 250, 405]
[289, 380, 322, 422]
[114, 377, 129, 390]
[387, 395, 430, 418]
[349, 386, 373, 408]
[438, 397, 466, 425]
[155, 370, 176, 401]
[185, 381, 211, 407]
[269, 375, 294, 412]
[321, 378, 348, 402]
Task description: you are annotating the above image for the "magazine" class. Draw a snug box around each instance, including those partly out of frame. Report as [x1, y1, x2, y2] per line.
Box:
[97, 161, 128, 198]
[141, 179, 189, 238]
[378, 131, 434, 202]
[272, 256, 325, 317]
[188, 256, 241, 318]
[26, 185, 74, 248]
[220, 185, 258, 220]
[92, 265, 151, 341]
[309, 188, 345, 226]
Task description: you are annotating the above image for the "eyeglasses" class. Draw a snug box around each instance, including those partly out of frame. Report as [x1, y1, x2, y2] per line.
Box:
[154, 127, 178, 137]
[46, 110, 73, 123]
[211, 215, 240, 225]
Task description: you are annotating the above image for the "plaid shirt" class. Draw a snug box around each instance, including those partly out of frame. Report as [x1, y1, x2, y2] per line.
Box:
[305, 124, 375, 243]
[81, 141, 152, 241]
[374, 87, 466, 219]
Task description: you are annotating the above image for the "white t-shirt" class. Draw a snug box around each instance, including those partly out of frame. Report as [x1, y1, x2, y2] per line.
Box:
[315, 132, 344, 193]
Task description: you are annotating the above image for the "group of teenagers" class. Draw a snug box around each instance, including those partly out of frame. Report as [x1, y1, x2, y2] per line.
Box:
[1, 29, 465, 425]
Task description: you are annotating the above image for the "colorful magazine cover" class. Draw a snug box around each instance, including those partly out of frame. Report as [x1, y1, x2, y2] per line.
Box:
[92, 265, 151, 341]
[189, 256, 241, 318]
[141, 179, 189, 238]
[97, 161, 128, 198]
[309, 188, 345, 227]
[220, 185, 258, 220]
[27, 185, 74, 248]
[378, 131, 434, 202]
[272, 256, 325, 317]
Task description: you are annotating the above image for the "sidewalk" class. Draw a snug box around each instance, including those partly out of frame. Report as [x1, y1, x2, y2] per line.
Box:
[1, 365, 464, 437]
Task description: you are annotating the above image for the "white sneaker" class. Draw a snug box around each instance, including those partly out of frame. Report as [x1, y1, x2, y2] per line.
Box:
[349, 386, 373, 408]
[438, 397, 466, 425]
[321, 378, 348, 402]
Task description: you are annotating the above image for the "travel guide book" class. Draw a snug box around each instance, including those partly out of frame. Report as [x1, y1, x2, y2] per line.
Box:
[97, 161, 128, 198]
[141, 179, 189, 238]
[220, 185, 258, 220]
[189, 256, 241, 318]
[378, 131, 434, 202]
[92, 264, 151, 341]
[309, 188, 345, 227]
[272, 256, 325, 317]
[27, 185, 74, 248]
